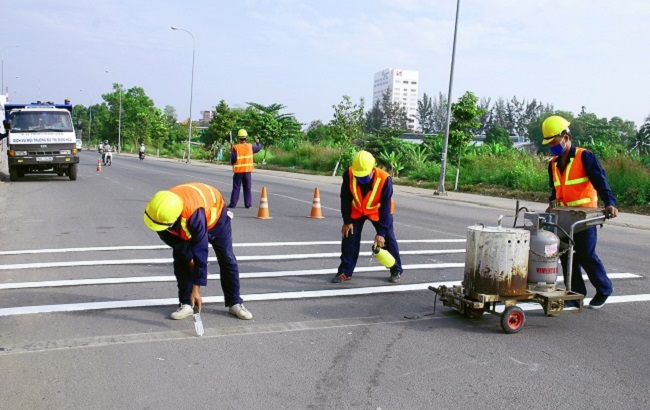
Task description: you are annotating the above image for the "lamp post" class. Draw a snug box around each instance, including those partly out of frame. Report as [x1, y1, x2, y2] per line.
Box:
[88, 99, 93, 148]
[171, 26, 195, 163]
[435, 0, 461, 196]
[1, 45, 19, 95]
[104, 71, 122, 153]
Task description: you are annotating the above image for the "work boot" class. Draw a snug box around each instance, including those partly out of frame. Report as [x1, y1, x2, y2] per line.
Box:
[229, 304, 253, 320]
[589, 293, 609, 309]
[389, 267, 402, 283]
[170, 304, 193, 320]
[332, 273, 352, 283]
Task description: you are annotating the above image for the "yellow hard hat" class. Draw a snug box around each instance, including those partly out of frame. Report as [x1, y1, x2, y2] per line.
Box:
[541, 116, 570, 145]
[351, 150, 376, 177]
[237, 129, 248, 138]
[143, 190, 183, 231]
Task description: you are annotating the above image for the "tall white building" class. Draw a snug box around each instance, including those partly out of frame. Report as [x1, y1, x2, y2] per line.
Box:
[372, 68, 419, 130]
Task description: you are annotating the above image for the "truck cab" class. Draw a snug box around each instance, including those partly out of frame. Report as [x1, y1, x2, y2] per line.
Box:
[4, 102, 79, 181]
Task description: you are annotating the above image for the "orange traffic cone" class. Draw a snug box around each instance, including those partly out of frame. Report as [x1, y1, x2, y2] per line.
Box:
[97, 159, 102, 172]
[256, 186, 272, 219]
[308, 187, 325, 219]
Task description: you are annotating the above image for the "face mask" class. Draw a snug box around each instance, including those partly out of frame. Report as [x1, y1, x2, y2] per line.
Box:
[549, 141, 566, 156]
[356, 175, 372, 184]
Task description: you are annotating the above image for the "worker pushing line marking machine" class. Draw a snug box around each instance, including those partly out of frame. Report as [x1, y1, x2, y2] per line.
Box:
[429, 201, 608, 334]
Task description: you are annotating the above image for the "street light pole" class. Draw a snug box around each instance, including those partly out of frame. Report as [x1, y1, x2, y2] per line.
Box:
[435, 0, 461, 196]
[1, 45, 19, 95]
[118, 88, 122, 153]
[171, 26, 195, 163]
[89, 99, 93, 148]
[105, 70, 122, 153]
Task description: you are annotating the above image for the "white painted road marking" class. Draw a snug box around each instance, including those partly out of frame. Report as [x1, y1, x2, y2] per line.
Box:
[0, 249, 466, 271]
[0, 270, 640, 290]
[0, 239, 466, 256]
[0, 274, 644, 317]
[0, 263, 465, 289]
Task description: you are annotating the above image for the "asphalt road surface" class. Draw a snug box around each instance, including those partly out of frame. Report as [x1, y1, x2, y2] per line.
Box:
[1, 151, 649, 410]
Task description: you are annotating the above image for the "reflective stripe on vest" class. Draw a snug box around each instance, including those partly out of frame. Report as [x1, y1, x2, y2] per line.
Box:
[348, 167, 394, 222]
[551, 148, 598, 208]
[169, 183, 225, 240]
[233, 143, 254, 173]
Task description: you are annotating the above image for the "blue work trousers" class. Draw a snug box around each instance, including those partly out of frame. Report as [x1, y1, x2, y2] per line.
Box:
[173, 215, 243, 307]
[338, 216, 402, 276]
[229, 172, 252, 208]
[560, 226, 613, 297]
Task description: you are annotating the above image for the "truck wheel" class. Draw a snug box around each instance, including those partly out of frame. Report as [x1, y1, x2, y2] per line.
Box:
[9, 166, 19, 181]
[69, 164, 78, 181]
[500, 306, 525, 334]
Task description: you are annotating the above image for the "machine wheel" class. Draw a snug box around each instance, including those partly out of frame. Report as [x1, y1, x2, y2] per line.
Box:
[500, 306, 525, 334]
[9, 166, 19, 181]
[69, 164, 78, 181]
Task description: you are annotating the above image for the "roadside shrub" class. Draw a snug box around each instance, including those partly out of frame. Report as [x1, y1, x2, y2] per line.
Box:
[602, 157, 650, 207]
[405, 161, 442, 182]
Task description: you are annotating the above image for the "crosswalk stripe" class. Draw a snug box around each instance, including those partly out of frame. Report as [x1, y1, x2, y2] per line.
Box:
[0, 274, 643, 317]
[0, 269, 640, 290]
[0, 239, 466, 256]
[0, 249, 466, 271]
[0, 263, 464, 289]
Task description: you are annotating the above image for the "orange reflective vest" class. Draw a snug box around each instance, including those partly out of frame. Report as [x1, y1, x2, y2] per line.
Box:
[551, 147, 598, 208]
[168, 183, 225, 240]
[348, 167, 394, 221]
[233, 143, 254, 173]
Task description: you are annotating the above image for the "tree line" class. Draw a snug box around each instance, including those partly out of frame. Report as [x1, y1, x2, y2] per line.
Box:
[72, 83, 650, 163]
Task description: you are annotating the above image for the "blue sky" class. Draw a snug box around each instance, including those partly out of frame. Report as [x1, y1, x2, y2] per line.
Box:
[2, 0, 649, 128]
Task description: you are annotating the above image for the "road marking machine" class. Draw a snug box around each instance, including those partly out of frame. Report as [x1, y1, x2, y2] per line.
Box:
[429, 202, 608, 333]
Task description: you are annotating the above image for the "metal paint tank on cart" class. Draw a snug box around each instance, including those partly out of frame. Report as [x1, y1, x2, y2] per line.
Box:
[463, 224, 530, 297]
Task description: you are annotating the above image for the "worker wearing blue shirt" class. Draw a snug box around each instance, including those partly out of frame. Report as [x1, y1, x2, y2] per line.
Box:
[333, 151, 403, 284]
[543, 115, 619, 309]
[228, 129, 262, 209]
[144, 182, 253, 320]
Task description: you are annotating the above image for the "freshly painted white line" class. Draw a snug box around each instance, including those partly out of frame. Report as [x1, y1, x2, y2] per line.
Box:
[0, 239, 466, 256]
[0, 281, 461, 316]
[0, 249, 466, 271]
[0, 275, 645, 317]
[0, 263, 466, 289]
[0, 271, 639, 291]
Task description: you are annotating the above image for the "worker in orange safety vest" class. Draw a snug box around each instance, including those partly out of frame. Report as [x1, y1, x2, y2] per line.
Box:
[543, 115, 618, 309]
[227, 129, 262, 209]
[332, 150, 403, 284]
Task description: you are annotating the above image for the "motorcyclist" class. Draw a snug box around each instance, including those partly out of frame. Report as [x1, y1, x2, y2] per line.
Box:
[139, 143, 146, 160]
[102, 140, 112, 165]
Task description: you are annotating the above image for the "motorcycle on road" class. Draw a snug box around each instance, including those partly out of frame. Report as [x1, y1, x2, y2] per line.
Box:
[103, 147, 113, 166]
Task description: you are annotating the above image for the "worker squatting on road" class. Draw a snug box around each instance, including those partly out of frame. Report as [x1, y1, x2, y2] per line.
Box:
[543, 115, 619, 309]
[228, 129, 262, 209]
[143, 182, 253, 320]
[333, 150, 403, 284]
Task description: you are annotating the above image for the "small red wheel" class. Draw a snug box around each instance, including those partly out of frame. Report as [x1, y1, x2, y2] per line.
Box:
[500, 306, 525, 334]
